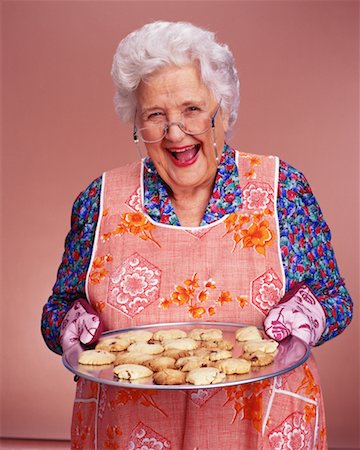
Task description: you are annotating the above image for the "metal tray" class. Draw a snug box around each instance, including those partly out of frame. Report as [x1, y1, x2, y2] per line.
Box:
[62, 322, 310, 390]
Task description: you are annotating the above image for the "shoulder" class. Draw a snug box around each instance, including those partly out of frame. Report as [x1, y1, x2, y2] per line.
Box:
[278, 159, 313, 200]
[233, 149, 279, 181]
[72, 161, 141, 219]
[233, 149, 308, 191]
[71, 175, 103, 225]
[104, 161, 141, 180]
[235, 149, 278, 163]
[278, 160, 309, 192]
[278, 160, 323, 223]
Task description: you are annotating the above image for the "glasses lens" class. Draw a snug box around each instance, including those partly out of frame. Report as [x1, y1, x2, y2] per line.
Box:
[181, 116, 211, 135]
[139, 125, 166, 143]
[138, 106, 218, 143]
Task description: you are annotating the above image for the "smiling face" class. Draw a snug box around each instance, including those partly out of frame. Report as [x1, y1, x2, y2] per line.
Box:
[136, 65, 228, 197]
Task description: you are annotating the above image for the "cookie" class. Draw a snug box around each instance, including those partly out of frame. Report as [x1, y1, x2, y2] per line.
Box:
[189, 348, 211, 358]
[78, 349, 116, 366]
[175, 356, 210, 372]
[145, 356, 177, 372]
[188, 328, 223, 341]
[114, 352, 153, 365]
[215, 358, 251, 375]
[241, 351, 275, 367]
[162, 349, 190, 359]
[95, 337, 131, 352]
[209, 350, 233, 362]
[201, 339, 233, 351]
[113, 364, 153, 380]
[186, 367, 226, 385]
[127, 342, 164, 354]
[242, 339, 279, 354]
[152, 329, 187, 341]
[235, 326, 262, 342]
[162, 338, 199, 351]
[153, 369, 187, 385]
[119, 330, 153, 343]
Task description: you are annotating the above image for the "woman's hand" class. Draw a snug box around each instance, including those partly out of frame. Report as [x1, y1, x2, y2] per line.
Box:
[60, 298, 103, 353]
[264, 283, 326, 346]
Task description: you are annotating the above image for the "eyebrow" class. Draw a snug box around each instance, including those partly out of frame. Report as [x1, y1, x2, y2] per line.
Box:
[139, 100, 208, 117]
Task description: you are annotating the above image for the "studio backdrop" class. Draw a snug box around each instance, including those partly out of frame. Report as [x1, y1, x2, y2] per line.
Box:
[1, 1, 359, 448]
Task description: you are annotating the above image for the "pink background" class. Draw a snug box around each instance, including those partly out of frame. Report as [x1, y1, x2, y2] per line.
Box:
[1, 1, 359, 447]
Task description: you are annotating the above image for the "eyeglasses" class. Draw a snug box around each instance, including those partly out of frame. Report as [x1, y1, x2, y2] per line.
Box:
[134, 103, 221, 144]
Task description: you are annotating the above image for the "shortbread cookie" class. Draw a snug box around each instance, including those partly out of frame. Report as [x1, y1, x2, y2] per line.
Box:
[113, 364, 153, 380]
[78, 349, 116, 366]
[114, 352, 153, 365]
[145, 356, 177, 372]
[175, 356, 210, 372]
[242, 339, 279, 354]
[127, 342, 164, 354]
[190, 348, 211, 358]
[119, 330, 153, 343]
[162, 349, 190, 360]
[152, 329, 187, 341]
[95, 337, 131, 352]
[153, 369, 186, 385]
[215, 358, 251, 375]
[235, 326, 262, 342]
[77, 363, 114, 372]
[241, 351, 275, 367]
[201, 339, 233, 351]
[209, 350, 233, 362]
[163, 338, 199, 351]
[188, 328, 223, 341]
[186, 367, 226, 385]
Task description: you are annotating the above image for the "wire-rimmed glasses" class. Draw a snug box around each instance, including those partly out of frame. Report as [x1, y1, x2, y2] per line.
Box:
[133, 103, 221, 144]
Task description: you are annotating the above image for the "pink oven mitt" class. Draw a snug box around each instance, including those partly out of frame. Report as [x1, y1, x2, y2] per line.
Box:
[60, 298, 104, 353]
[264, 282, 326, 346]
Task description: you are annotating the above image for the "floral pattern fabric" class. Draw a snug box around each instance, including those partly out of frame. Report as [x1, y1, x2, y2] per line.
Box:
[41, 146, 352, 354]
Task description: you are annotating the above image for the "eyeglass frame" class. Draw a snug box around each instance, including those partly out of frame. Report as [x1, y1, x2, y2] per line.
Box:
[133, 102, 222, 144]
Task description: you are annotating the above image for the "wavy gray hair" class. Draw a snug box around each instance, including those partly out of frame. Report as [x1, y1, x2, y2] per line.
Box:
[111, 21, 240, 137]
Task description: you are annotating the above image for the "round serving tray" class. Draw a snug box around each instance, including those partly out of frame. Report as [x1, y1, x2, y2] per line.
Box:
[62, 321, 310, 390]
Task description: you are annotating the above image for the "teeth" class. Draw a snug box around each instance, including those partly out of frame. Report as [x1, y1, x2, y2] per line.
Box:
[170, 145, 196, 153]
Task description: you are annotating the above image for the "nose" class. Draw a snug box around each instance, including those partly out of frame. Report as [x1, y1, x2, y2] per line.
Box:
[164, 122, 186, 142]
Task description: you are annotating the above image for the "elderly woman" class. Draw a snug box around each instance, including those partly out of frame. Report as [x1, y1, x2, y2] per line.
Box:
[42, 21, 352, 449]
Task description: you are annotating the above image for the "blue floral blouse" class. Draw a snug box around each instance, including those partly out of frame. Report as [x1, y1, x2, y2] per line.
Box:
[41, 146, 353, 355]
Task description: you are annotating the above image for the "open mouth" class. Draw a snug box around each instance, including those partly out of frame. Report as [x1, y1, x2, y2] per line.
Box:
[169, 144, 200, 165]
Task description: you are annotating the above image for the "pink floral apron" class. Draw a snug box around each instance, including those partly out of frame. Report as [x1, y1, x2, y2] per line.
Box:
[71, 152, 327, 450]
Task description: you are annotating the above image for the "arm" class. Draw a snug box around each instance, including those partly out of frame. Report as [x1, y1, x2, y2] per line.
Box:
[274, 160, 353, 345]
[41, 176, 102, 354]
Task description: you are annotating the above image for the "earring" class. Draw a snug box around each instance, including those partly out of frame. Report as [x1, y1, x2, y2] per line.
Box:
[133, 128, 154, 174]
[212, 126, 220, 166]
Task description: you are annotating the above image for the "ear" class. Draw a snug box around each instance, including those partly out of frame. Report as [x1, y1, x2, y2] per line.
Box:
[221, 111, 230, 133]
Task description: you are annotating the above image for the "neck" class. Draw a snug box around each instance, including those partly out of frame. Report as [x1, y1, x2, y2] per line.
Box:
[169, 184, 214, 227]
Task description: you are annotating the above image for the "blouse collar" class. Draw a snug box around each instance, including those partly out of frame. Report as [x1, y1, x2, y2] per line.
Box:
[143, 144, 242, 226]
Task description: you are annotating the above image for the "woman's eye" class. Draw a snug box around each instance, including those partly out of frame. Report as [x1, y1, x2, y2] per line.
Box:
[184, 106, 201, 116]
[186, 106, 200, 112]
[147, 112, 164, 120]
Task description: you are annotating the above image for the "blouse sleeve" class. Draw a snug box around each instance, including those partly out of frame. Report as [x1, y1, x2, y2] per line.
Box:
[277, 160, 353, 345]
[41, 176, 102, 355]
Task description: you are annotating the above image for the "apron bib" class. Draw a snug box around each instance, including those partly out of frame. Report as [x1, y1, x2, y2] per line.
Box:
[71, 152, 327, 450]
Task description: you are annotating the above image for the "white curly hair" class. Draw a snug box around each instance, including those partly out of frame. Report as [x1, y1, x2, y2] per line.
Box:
[111, 21, 240, 137]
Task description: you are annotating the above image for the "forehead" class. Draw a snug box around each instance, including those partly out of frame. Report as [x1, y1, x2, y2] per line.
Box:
[136, 64, 214, 110]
